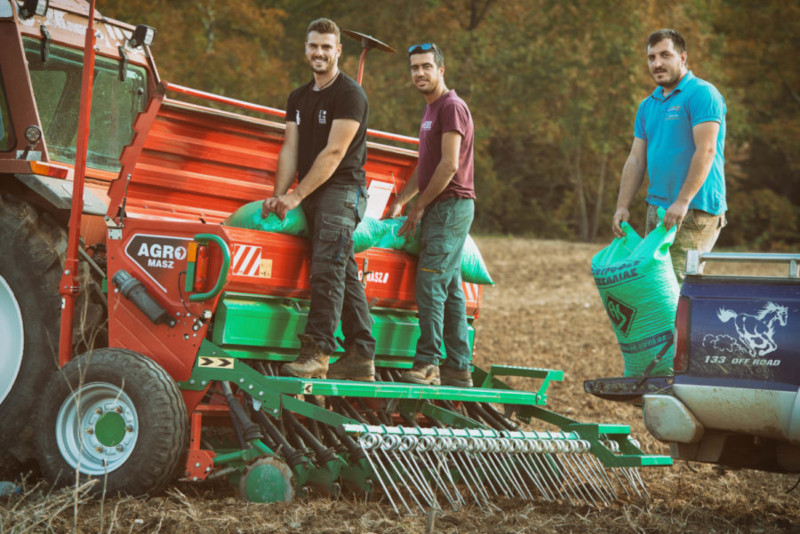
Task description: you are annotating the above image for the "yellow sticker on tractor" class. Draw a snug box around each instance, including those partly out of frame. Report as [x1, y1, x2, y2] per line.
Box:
[198, 357, 234, 368]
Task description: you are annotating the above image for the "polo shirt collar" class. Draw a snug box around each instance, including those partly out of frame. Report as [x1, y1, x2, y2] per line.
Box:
[650, 70, 695, 101]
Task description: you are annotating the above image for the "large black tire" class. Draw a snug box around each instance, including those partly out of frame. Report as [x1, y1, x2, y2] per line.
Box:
[0, 195, 105, 470]
[35, 348, 188, 496]
[0, 195, 65, 468]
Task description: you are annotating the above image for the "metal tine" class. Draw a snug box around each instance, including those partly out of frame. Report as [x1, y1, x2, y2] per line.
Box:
[603, 439, 647, 498]
[434, 441, 469, 507]
[415, 436, 463, 509]
[625, 438, 650, 497]
[447, 437, 491, 508]
[533, 442, 578, 505]
[625, 466, 649, 497]
[513, 440, 555, 502]
[425, 437, 469, 508]
[608, 465, 635, 498]
[471, 438, 516, 498]
[558, 441, 610, 505]
[359, 433, 410, 515]
[558, 440, 606, 507]
[518, 441, 563, 503]
[561, 441, 614, 506]
[479, 441, 516, 498]
[395, 436, 440, 511]
[489, 439, 532, 500]
[577, 446, 618, 504]
[461, 438, 502, 498]
[380, 435, 428, 513]
[582, 444, 621, 500]
[500, 438, 537, 500]
[548, 444, 595, 506]
[505, 438, 543, 501]
[615, 467, 644, 498]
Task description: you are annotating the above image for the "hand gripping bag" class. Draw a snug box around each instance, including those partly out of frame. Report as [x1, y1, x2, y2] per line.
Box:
[591, 211, 678, 376]
[223, 201, 309, 237]
[378, 218, 493, 285]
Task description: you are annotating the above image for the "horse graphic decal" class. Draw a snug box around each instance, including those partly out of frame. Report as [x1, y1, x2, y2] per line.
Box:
[716, 302, 789, 357]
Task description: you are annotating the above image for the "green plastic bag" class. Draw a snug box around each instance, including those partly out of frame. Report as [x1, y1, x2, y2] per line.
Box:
[461, 235, 493, 285]
[353, 217, 388, 253]
[223, 201, 309, 237]
[376, 217, 421, 254]
[591, 210, 678, 377]
[377, 218, 493, 285]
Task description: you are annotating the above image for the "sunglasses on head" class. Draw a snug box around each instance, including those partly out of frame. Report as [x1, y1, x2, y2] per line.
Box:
[408, 43, 436, 55]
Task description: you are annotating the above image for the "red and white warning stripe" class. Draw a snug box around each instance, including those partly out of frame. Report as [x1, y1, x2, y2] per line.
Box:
[231, 244, 262, 277]
[463, 282, 480, 302]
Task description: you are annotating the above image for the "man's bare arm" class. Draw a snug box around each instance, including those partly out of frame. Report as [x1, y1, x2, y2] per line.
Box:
[270, 118, 361, 218]
[612, 137, 647, 237]
[386, 169, 419, 219]
[399, 130, 461, 238]
[263, 122, 299, 216]
[662, 121, 720, 230]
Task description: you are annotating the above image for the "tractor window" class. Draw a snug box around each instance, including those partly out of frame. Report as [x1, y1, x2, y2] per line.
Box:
[0, 70, 13, 151]
[23, 37, 147, 172]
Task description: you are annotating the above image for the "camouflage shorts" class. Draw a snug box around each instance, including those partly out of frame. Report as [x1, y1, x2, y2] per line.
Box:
[646, 204, 727, 283]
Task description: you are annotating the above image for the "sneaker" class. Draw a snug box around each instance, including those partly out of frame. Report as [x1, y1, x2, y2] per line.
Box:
[440, 365, 473, 387]
[399, 361, 440, 385]
[327, 346, 376, 382]
[281, 334, 329, 378]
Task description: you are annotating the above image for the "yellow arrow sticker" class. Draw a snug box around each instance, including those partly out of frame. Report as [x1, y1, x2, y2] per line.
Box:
[199, 356, 234, 368]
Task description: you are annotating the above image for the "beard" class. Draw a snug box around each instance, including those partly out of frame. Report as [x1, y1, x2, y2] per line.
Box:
[309, 56, 334, 74]
[651, 68, 681, 88]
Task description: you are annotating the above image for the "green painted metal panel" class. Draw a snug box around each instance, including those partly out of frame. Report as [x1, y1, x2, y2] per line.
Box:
[211, 292, 473, 362]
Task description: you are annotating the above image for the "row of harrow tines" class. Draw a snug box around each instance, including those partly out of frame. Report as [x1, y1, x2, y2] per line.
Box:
[186, 349, 671, 514]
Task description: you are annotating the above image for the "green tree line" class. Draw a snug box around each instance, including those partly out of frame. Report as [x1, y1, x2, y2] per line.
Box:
[101, 0, 800, 249]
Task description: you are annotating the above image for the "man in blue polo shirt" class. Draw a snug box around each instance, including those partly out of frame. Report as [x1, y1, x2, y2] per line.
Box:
[612, 28, 727, 282]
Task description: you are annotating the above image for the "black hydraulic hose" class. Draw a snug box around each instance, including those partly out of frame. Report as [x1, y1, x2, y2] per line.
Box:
[399, 411, 419, 427]
[354, 398, 383, 426]
[481, 402, 519, 431]
[220, 382, 264, 442]
[284, 411, 338, 465]
[471, 402, 512, 431]
[282, 414, 314, 461]
[464, 402, 490, 427]
[252, 410, 306, 468]
[335, 398, 369, 424]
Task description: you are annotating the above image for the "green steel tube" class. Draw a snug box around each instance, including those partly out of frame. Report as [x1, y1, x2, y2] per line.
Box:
[189, 233, 231, 302]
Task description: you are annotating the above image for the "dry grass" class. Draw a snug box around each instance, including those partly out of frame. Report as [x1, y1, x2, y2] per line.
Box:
[2, 237, 798, 533]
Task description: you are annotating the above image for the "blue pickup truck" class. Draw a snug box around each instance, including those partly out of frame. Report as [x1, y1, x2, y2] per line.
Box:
[587, 251, 800, 473]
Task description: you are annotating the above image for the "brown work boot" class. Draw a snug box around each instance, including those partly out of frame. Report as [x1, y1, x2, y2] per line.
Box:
[327, 345, 376, 382]
[440, 365, 473, 387]
[281, 334, 329, 378]
[399, 361, 440, 385]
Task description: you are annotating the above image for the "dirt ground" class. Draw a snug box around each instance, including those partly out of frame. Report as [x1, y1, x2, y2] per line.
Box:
[3, 237, 799, 533]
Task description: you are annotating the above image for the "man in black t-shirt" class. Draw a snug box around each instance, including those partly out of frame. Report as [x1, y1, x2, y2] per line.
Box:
[263, 18, 376, 381]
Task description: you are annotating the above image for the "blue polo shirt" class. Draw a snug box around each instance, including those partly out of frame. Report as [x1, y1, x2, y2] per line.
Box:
[634, 71, 727, 215]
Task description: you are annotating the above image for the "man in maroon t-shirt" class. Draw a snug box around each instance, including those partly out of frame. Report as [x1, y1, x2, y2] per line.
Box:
[388, 43, 476, 387]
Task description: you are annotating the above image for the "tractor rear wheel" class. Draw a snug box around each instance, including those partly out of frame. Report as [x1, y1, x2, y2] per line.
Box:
[0, 195, 65, 468]
[0, 195, 105, 469]
[35, 348, 188, 496]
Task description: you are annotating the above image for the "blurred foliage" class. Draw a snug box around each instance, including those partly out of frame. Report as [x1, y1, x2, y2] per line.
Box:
[100, 0, 800, 249]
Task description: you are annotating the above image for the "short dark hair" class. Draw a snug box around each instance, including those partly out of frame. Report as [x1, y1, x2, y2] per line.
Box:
[307, 18, 340, 43]
[647, 29, 686, 53]
[408, 43, 444, 68]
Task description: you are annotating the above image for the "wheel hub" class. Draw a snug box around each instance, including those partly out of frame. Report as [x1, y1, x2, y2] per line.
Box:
[55, 382, 139, 475]
[0, 276, 24, 405]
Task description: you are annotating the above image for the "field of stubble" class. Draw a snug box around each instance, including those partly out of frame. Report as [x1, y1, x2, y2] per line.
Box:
[2, 237, 798, 533]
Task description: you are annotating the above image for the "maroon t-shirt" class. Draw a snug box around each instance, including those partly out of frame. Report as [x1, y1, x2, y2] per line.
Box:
[417, 90, 475, 201]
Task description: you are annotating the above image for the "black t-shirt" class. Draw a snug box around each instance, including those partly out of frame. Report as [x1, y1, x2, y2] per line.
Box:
[286, 72, 368, 187]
